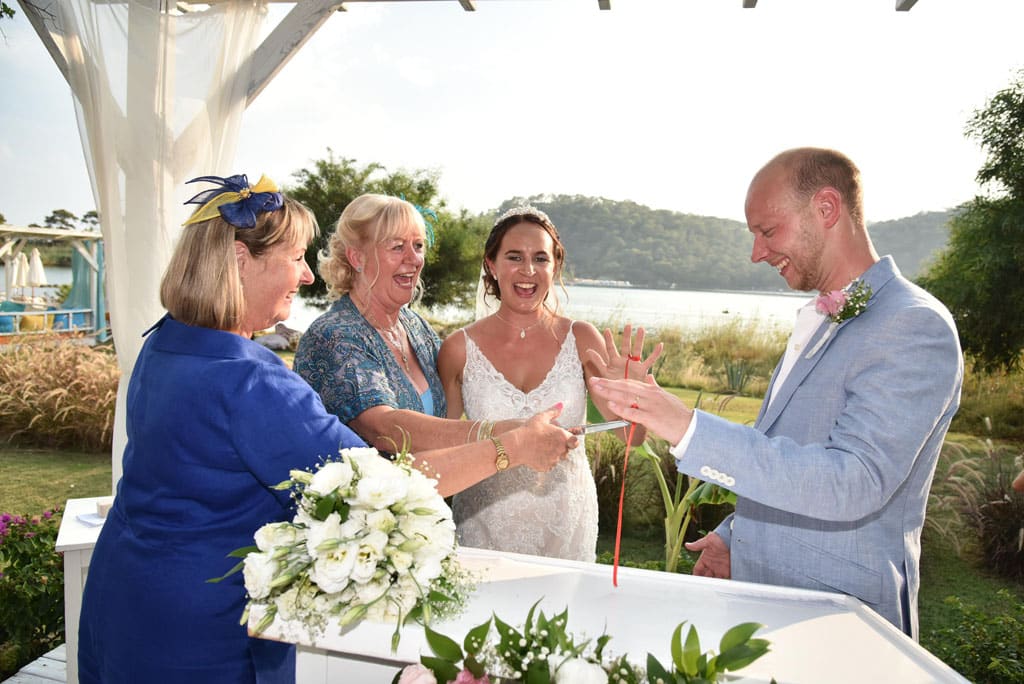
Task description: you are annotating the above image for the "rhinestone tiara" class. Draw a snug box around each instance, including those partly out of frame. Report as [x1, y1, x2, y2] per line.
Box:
[493, 204, 551, 227]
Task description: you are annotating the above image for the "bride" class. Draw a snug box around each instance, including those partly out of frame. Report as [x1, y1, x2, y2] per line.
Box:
[437, 206, 660, 562]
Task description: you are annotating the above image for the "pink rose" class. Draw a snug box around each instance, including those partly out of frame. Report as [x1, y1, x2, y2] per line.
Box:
[453, 669, 491, 684]
[815, 290, 846, 317]
[398, 664, 437, 684]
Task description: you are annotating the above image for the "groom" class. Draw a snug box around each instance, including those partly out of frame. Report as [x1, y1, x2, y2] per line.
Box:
[589, 147, 963, 640]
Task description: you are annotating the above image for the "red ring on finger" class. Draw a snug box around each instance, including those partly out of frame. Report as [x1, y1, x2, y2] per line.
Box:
[627, 354, 641, 362]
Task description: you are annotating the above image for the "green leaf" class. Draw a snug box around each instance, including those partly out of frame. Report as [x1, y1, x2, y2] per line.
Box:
[464, 617, 492, 654]
[681, 624, 701, 675]
[717, 638, 771, 672]
[420, 655, 460, 683]
[669, 622, 685, 671]
[313, 491, 336, 520]
[424, 624, 464, 662]
[646, 653, 674, 683]
[718, 622, 764, 654]
[524, 658, 552, 684]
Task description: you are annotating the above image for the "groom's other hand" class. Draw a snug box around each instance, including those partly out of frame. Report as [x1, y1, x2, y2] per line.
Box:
[686, 532, 730, 579]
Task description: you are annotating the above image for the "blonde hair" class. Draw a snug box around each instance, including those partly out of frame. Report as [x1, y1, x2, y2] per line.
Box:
[319, 194, 425, 301]
[161, 196, 317, 330]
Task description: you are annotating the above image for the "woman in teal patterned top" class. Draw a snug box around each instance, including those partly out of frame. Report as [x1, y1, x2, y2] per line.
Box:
[295, 194, 576, 496]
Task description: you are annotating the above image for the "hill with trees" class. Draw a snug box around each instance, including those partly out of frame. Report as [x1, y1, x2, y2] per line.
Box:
[496, 195, 953, 291]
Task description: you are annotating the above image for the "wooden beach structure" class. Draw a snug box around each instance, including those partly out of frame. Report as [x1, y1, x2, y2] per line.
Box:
[0, 224, 107, 343]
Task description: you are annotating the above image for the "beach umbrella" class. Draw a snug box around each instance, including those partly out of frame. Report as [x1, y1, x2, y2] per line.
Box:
[28, 248, 47, 300]
[15, 252, 29, 297]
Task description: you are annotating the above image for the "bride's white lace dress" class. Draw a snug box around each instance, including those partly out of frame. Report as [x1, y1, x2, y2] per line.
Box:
[452, 325, 598, 562]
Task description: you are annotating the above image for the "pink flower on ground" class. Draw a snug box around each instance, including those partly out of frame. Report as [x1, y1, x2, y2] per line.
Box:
[453, 669, 490, 684]
[397, 664, 438, 684]
[815, 290, 847, 318]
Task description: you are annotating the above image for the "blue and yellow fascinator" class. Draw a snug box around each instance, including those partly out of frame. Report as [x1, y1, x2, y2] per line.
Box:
[183, 174, 283, 229]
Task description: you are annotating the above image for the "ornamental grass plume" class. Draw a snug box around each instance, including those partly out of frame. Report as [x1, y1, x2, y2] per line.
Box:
[0, 335, 119, 452]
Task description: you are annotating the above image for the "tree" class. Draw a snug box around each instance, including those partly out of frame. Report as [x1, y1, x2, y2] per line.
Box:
[0, 212, 6, 224]
[285, 150, 486, 309]
[918, 70, 1024, 371]
[44, 209, 78, 230]
[81, 210, 100, 231]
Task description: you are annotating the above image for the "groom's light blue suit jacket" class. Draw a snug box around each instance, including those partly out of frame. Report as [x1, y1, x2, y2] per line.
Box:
[676, 256, 962, 639]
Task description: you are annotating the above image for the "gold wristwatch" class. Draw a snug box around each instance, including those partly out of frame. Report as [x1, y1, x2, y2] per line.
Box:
[490, 437, 509, 471]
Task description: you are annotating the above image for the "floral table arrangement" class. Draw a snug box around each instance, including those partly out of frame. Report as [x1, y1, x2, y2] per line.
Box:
[394, 600, 772, 684]
[212, 446, 470, 649]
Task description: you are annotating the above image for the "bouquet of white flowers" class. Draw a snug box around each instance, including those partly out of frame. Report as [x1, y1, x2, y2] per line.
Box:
[214, 446, 469, 649]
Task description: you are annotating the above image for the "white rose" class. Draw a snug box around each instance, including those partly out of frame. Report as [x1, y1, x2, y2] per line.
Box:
[308, 460, 354, 496]
[242, 552, 277, 600]
[553, 657, 607, 684]
[254, 521, 300, 552]
[355, 474, 409, 510]
[309, 542, 357, 594]
[305, 512, 343, 560]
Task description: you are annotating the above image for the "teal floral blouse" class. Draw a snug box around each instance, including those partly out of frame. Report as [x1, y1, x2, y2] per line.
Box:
[294, 294, 447, 424]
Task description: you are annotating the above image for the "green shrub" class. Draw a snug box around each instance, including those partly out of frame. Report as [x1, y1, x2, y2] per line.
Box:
[0, 336, 119, 452]
[952, 361, 1024, 440]
[0, 507, 65, 680]
[924, 590, 1024, 683]
[964, 456, 1024, 581]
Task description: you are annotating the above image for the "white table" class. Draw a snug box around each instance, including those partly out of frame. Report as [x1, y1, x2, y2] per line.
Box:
[55, 496, 110, 684]
[252, 547, 969, 684]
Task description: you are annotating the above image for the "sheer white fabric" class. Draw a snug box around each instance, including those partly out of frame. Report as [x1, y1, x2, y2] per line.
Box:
[453, 327, 598, 562]
[47, 1, 266, 485]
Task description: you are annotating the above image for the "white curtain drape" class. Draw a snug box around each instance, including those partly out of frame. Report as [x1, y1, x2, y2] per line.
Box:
[53, 0, 267, 488]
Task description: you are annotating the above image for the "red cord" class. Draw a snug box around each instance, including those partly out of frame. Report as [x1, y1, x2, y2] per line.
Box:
[612, 355, 641, 587]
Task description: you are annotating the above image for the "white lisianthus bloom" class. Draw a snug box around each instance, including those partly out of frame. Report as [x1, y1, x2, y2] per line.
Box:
[339, 508, 369, 540]
[242, 552, 277, 600]
[344, 447, 394, 477]
[254, 521, 300, 553]
[401, 472, 447, 515]
[365, 508, 397, 534]
[350, 529, 389, 584]
[308, 460, 354, 496]
[305, 512, 343, 561]
[354, 574, 390, 605]
[355, 474, 409, 510]
[388, 547, 415, 573]
[553, 657, 607, 684]
[309, 541, 357, 594]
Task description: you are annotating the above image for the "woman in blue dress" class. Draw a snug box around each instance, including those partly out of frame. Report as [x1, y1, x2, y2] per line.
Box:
[77, 175, 368, 683]
[295, 194, 577, 496]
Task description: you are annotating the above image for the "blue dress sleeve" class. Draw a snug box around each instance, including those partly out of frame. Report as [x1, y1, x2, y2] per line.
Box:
[229, 360, 365, 506]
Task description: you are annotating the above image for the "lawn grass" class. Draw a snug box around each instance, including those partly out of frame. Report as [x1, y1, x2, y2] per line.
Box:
[0, 447, 111, 515]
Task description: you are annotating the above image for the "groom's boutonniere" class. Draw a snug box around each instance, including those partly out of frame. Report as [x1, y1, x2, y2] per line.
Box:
[815, 280, 872, 324]
[805, 280, 873, 358]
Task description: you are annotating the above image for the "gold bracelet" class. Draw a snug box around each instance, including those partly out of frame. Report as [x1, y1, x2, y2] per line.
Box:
[489, 436, 509, 471]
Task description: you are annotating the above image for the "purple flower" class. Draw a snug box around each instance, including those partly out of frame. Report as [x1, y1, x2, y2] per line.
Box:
[1, 513, 11, 523]
[43, 510, 53, 519]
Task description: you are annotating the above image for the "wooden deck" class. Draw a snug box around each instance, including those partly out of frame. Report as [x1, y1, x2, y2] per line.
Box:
[6, 644, 66, 683]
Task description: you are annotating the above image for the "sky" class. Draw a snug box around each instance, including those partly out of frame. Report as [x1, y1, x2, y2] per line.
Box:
[1, 0, 1022, 228]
